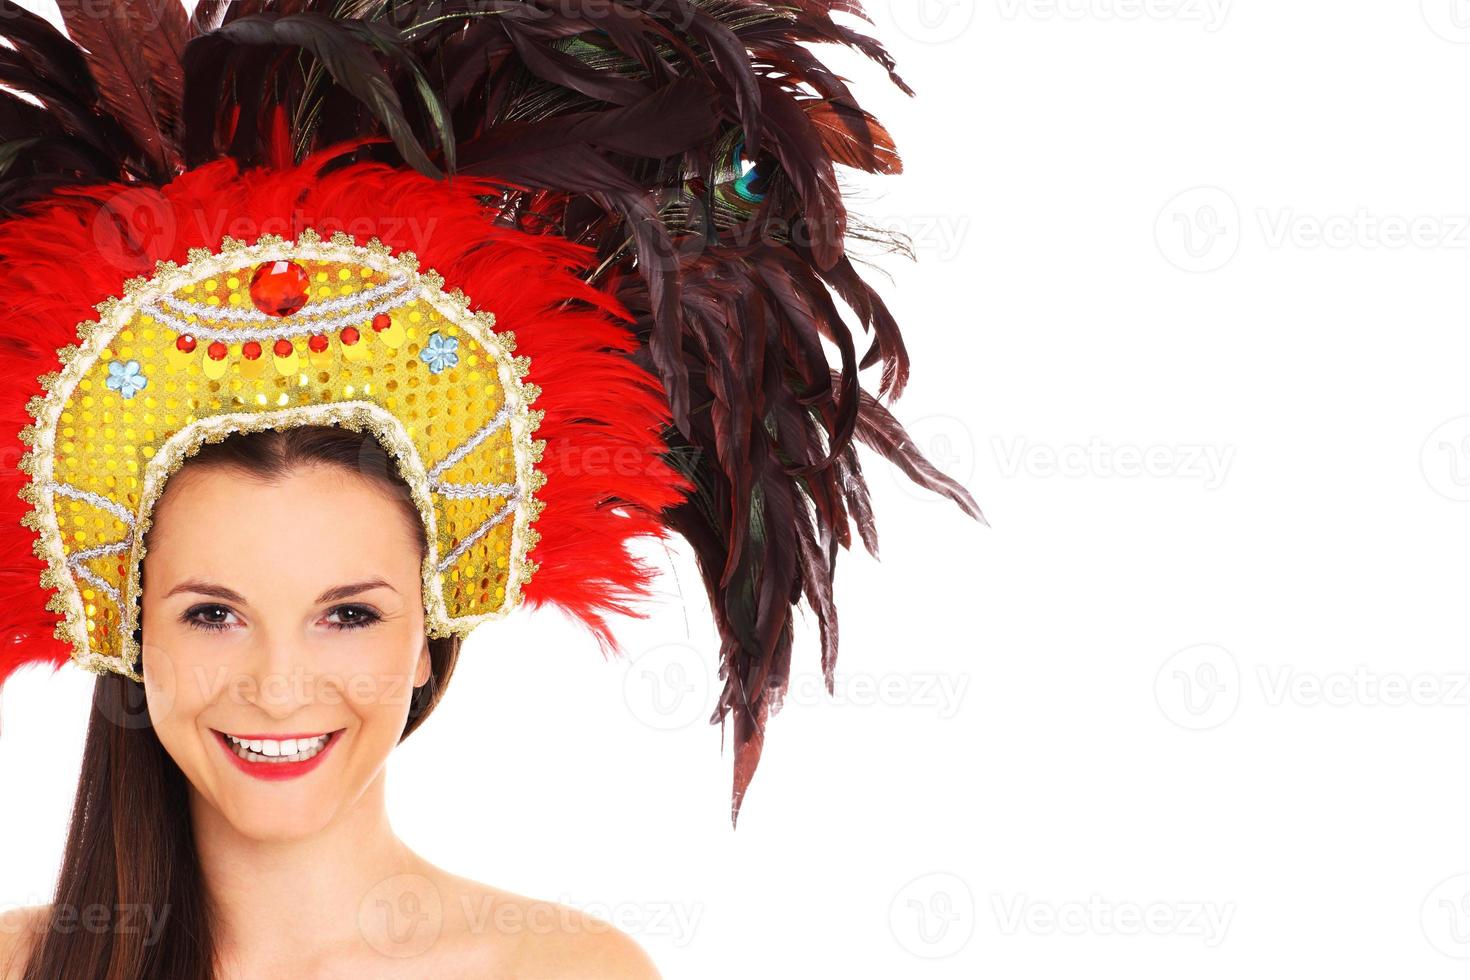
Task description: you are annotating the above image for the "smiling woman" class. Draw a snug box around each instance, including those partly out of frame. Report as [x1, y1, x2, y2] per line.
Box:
[10, 426, 659, 978]
[0, 0, 981, 976]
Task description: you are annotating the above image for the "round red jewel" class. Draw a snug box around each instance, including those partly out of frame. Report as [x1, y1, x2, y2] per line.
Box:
[242, 341, 262, 360]
[176, 334, 196, 353]
[207, 341, 228, 361]
[308, 333, 328, 353]
[340, 326, 360, 346]
[249, 260, 310, 317]
[371, 313, 391, 332]
[273, 338, 294, 357]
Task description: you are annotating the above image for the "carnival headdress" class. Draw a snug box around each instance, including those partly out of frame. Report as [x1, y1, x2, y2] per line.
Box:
[0, 0, 982, 824]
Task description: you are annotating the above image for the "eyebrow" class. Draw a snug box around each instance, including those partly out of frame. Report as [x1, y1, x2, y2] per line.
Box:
[162, 578, 399, 605]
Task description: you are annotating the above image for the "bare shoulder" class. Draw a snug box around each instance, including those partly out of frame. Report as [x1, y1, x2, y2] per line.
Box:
[0, 904, 48, 980]
[438, 875, 661, 979]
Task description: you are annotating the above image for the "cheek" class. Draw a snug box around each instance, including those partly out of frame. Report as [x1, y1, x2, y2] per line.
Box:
[140, 619, 212, 736]
[333, 631, 424, 726]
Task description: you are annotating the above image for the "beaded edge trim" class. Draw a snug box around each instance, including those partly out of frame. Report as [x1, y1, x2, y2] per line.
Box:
[16, 229, 549, 680]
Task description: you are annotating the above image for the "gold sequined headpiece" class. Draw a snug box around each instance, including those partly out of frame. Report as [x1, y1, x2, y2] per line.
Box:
[18, 229, 546, 680]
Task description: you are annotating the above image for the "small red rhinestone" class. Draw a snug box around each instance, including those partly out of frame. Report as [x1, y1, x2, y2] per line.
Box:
[273, 338, 294, 357]
[341, 326, 360, 346]
[242, 341, 262, 360]
[249, 260, 310, 317]
[308, 333, 329, 353]
[207, 341, 228, 361]
[176, 334, 196, 353]
[372, 313, 391, 332]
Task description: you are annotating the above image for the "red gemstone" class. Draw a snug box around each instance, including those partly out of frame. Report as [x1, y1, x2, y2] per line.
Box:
[340, 326, 360, 346]
[249, 260, 310, 317]
[273, 338, 294, 357]
[308, 333, 329, 353]
[242, 341, 262, 360]
[176, 334, 196, 353]
[207, 341, 228, 361]
[371, 313, 391, 332]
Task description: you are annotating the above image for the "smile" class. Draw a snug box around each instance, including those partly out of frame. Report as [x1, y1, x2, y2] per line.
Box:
[211, 728, 345, 780]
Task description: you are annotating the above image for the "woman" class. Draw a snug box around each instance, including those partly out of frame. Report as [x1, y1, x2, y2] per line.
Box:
[0, 0, 981, 975]
[3, 426, 659, 977]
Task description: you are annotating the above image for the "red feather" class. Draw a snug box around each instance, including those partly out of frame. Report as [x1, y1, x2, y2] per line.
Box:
[0, 141, 692, 695]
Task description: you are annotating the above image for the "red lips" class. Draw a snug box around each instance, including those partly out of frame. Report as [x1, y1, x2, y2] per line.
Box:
[212, 728, 343, 782]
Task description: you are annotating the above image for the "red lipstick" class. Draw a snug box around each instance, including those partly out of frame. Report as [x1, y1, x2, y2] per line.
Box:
[211, 728, 344, 781]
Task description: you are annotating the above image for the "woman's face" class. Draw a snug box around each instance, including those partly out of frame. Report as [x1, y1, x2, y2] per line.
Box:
[140, 462, 431, 842]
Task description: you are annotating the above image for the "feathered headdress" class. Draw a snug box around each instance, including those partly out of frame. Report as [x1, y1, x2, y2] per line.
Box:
[0, 0, 982, 825]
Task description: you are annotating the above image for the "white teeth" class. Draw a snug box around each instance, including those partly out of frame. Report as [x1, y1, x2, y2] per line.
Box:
[222, 732, 332, 764]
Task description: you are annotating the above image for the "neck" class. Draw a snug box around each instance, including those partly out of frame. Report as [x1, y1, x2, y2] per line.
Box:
[191, 770, 421, 962]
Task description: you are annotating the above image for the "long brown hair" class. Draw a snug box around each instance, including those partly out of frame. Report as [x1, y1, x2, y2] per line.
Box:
[22, 426, 461, 979]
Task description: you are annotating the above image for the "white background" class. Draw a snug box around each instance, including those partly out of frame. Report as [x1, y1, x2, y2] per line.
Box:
[6, 0, 1470, 977]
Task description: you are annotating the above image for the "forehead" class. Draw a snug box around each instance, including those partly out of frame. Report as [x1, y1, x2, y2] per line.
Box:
[145, 463, 422, 581]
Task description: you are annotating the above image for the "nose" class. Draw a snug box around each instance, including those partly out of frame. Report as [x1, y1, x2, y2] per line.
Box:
[238, 630, 320, 718]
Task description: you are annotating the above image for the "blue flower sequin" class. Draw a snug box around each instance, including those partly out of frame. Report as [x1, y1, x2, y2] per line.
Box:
[105, 359, 148, 399]
[419, 331, 459, 374]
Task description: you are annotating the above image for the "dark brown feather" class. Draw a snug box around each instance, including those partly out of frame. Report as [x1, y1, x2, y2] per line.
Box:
[55, 0, 180, 171]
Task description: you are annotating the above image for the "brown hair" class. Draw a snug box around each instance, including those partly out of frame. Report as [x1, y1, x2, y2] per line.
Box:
[21, 426, 461, 979]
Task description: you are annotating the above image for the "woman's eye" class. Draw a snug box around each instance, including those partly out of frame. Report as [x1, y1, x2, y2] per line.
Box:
[326, 605, 381, 631]
[182, 604, 236, 632]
